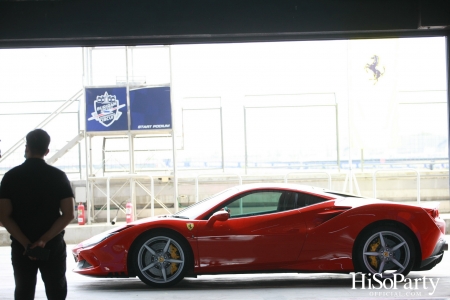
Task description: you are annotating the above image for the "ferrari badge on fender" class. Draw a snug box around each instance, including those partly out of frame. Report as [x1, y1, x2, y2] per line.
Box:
[186, 223, 194, 230]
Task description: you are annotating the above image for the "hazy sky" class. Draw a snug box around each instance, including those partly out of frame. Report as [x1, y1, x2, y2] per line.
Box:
[0, 37, 447, 174]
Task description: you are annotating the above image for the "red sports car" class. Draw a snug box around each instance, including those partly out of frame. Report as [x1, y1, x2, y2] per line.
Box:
[72, 183, 448, 287]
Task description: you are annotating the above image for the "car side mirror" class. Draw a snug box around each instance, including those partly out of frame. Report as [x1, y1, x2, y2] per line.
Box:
[206, 210, 229, 227]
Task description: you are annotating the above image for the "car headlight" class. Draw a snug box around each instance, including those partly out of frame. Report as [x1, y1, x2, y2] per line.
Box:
[80, 232, 115, 248]
[79, 226, 131, 248]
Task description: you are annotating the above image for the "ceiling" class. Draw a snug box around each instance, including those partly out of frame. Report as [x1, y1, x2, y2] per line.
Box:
[0, 0, 449, 48]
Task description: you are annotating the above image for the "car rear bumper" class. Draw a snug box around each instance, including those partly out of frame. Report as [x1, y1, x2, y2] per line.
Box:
[417, 238, 447, 271]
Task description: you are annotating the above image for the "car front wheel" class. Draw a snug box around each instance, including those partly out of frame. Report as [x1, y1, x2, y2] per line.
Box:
[132, 231, 190, 287]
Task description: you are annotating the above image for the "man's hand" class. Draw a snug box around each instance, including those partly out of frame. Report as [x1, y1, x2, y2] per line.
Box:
[25, 242, 49, 261]
[30, 240, 46, 249]
[24, 244, 37, 260]
[29, 240, 45, 260]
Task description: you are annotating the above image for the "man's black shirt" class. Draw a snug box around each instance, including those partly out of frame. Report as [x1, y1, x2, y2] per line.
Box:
[0, 158, 74, 242]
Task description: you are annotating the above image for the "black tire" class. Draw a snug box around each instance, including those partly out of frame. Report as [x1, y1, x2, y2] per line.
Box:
[131, 230, 191, 288]
[353, 225, 415, 278]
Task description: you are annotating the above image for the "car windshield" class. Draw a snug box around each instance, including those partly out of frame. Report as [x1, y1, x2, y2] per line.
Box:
[324, 191, 363, 198]
[173, 187, 239, 219]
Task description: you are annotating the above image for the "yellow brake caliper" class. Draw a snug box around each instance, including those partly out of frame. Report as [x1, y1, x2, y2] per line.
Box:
[368, 237, 380, 269]
[169, 244, 180, 274]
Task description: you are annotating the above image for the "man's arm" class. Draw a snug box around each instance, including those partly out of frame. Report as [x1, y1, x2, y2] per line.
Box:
[0, 198, 31, 249]
[31, 197, 75, 249]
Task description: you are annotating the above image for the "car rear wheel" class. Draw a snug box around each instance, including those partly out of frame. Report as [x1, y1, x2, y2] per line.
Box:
[354, 226, 415, 278]
[132, 231, 190, 287]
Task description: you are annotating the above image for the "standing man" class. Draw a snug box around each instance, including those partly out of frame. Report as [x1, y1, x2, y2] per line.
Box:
[0, 129, 75, 300]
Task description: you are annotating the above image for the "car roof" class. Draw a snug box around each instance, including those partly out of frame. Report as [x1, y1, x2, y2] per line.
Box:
[233, 183, 335, 197]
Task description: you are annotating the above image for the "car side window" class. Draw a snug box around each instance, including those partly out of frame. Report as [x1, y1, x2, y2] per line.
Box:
[215, 190, 331, 219]
[297, 192, 329, 207]
[225, 191, 282, 218]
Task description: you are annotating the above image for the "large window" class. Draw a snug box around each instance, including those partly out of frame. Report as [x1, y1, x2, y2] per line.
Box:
[0, 37, 447, 177]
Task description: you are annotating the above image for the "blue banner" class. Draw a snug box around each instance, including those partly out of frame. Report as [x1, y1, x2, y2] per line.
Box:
[130, 87, 172, 131]
[85, 87, 128, 132]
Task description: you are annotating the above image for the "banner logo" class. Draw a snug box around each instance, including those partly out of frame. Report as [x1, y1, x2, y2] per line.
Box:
[88, 92, 126, 127]
[351, 272, 439, 296]
[364, 55, 385, 84]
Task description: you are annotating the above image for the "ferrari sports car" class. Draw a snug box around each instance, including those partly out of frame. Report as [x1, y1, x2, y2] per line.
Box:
[72, 183, 448, 287]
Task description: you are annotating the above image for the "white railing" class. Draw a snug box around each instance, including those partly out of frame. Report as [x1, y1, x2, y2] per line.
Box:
[284, 171, 332, 189]
[82, 169, 429, 223]
[195, 173, 243, 202]
[372, 169, 421, 204]
[0, 89, 83, 163]
[88, 174, 171, 224]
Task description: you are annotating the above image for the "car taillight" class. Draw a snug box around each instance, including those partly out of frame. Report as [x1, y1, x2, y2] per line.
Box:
[424, 207, 439, 219]
[423, 207, 445, 233]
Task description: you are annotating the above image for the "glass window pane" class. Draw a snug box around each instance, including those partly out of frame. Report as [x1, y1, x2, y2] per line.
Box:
[227, 191, 282, 217]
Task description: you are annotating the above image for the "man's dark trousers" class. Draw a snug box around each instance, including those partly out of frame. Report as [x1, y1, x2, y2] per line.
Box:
[11, 237, 67, 300]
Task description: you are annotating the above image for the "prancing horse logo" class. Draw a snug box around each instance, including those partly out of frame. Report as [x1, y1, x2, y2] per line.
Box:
[186, 223, 194, 231]
[364, 55, 385, 84]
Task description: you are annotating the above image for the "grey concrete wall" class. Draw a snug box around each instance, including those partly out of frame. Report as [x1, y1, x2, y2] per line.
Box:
[74, 170, 450, 218]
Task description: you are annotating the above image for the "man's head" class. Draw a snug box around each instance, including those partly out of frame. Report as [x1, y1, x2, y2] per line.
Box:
[25, 129, 50, 158]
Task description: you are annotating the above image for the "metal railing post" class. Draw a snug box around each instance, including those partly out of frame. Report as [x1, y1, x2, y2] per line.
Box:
[151, 177, 155, 217]
[106, 177, 111, 224]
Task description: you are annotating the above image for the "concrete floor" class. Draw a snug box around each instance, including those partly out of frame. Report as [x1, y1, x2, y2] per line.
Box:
[0, 238, 449, 300]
